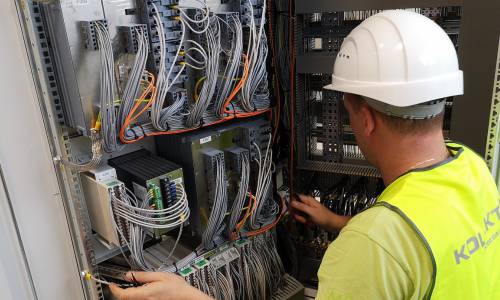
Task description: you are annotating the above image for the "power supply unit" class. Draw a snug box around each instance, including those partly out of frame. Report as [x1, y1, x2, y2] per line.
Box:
[108, 149, 185, 236]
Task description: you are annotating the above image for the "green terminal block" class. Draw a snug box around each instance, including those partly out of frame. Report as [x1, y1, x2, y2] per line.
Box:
[193, 258, 210, 270]
[179, 266, 195, 278]
[147, 183, 164, 211]
[234, 238, 249, 247]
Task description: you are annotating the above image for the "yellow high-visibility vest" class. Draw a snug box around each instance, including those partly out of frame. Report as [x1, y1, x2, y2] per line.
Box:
[377, 143, 500, 299]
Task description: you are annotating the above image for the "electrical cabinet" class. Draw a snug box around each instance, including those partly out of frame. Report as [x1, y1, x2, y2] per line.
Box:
[2, 0, 500, 299]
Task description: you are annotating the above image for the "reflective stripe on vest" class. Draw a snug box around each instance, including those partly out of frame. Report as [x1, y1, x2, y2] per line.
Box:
[376, 143, 500, 300]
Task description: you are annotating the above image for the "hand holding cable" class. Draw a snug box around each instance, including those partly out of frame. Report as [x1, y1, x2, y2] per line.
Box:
[290, 194, 352, 232]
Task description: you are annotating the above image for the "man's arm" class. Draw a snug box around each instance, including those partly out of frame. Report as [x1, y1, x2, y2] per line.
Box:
[290, 194, 352, 232]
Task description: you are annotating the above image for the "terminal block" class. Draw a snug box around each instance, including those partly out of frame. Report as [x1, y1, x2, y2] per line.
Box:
[202, 148, 225, 179]
[147, 183, 164, 210]
[225, 147, 249, 173]
[193, 258, 211, 294]
[165, 86, 187, 107]
[159, 177, 178, 208]
[142, 0, 185, 82]
[179, 266, 197, 288]
[210, 247, 240, 270]
[81, 20, 107, 51]
[202, 148, 224, 173]
[240, 0, 265, 27]
[201, 148, 225, 203]
[235, 120, 271, 160]
[215, 12, 240, 45]
[118, 24, 149, 54]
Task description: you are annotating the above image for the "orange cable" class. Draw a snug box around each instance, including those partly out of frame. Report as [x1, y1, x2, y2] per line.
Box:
[231, 193, 256, 240]
[119, 72, 155, 143]
[119, 55, 271, 142]
[222, 54, 250, 116]
[244, 197, 286, 237]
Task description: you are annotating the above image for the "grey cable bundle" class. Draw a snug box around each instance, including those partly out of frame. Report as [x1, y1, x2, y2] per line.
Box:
[187, 15, 221, 127]
[95, 22, 120, 152]
[214, 14, 244, 118]
[240, 0, 270, 112]
[228, 154, 250, 236]
[249, 134, 276, 229]
[117, 27, 149, 135]
[202, 155, 228, 249]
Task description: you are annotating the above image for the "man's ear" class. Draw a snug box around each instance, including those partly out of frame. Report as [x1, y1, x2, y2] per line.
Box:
[360, 104, 376, 137]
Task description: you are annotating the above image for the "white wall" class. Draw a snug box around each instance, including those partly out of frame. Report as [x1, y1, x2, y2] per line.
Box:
[0, 2, 86, 299]
[0, 170, 36, 300]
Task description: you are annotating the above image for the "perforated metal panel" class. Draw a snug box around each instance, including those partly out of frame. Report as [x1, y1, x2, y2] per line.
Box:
[485, 37, 500, 184]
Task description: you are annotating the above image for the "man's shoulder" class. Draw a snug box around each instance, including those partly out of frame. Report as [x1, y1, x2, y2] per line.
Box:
[343, 204, 408, 238]
[337, 204, 432, 274]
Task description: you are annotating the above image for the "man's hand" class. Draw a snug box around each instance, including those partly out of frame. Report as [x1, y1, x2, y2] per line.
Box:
[290, 194, 352, 232]
[109, 271, 213, 300]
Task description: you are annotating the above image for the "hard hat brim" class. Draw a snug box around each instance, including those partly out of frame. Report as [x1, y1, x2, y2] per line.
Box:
[323, 71, 463, 107]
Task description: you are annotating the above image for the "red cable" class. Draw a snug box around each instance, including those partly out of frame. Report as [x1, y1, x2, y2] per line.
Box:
[267, 0, 282, 143]
[289, 0, 296, 197]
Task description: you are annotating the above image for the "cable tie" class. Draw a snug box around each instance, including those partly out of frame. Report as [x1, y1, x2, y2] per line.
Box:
[131, 127, 139, 139]
[230, 103, 237, 118]
[139, 124, 147, 137]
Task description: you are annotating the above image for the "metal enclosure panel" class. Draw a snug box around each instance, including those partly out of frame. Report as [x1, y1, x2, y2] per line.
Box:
[295, 0, 464, 13]
[485, 39, 500, 186]
[0, 1, 85, 299]
[44, 0, 139, 135]
[296, 54, 336, 74]
[450, 0, 500, 155]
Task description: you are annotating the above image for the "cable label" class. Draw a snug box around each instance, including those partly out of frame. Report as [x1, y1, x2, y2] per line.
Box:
[200, 136, 212, 144]
[74, 0, 89, 5]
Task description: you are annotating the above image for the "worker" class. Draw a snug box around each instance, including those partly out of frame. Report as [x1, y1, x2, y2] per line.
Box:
[110, 10, 500, 300]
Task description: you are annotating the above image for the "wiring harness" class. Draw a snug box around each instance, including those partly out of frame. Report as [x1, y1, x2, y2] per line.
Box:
[110, 182, 190, 271]
[84, 0, 273, 152]
[178, 233, 285, 300]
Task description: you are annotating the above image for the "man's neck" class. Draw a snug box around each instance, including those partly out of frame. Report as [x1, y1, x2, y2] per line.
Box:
[376, 133, 449, 186]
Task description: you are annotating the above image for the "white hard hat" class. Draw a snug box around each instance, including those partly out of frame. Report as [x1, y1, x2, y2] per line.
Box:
[324, 10, 463, 109]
